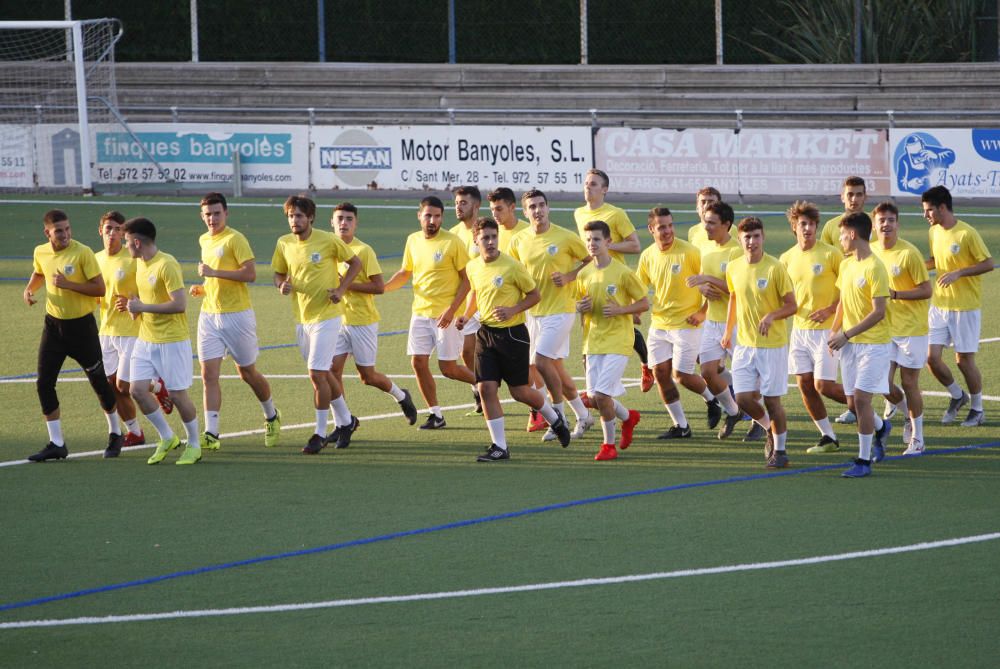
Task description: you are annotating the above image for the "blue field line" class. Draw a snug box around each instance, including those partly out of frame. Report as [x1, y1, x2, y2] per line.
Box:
[0, 330, 408, 381]
[2, 439, 998, 615]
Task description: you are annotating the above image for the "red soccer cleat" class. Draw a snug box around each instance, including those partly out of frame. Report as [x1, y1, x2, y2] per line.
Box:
[619, 409, 641, 450]
[153, 378, 173, 414]
[123, 431, 146, 447]
[595, 443, 618, 461]
[640, 365, 655, 393]
[526, 410, 548, 433]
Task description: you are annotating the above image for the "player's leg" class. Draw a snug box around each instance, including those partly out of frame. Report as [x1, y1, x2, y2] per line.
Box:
[66, 316, 121, 458]
[954, 308, 984, 425]
[436, 320, 475, 385]
[29, 318, 72, 461]
[650, 332, 688, 438]
[633, 323, 654, 392]
[899, 366, 924, 452]
[406, 316, 444, 428]
[200, 356, 224, 442]
[588, 354, 637, 460]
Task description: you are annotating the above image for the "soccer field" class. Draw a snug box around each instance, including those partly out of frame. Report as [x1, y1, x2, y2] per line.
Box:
[1, 194, 999, 667]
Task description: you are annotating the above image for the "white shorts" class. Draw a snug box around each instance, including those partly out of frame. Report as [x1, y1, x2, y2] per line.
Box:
[526, 312, 575, 362]
[296, 317, 342, 371]
[928, 306, 980, 353]
[334, 323, 379, 367]
[131, 339, 193, 391]
[462, 311, 482, 336]
[732, 345, 789, 397]
[891, 335, 929, 369]
[788, 328, 840, 380]
[699, 320, 733, 363]
[648, 327, 702, 374]
[198, 309, 260, 367]
[407, 315, 463, 361]
[100, 334, 137, 382]
[585, 353, 629, 398]
[840, 342, 891, 395]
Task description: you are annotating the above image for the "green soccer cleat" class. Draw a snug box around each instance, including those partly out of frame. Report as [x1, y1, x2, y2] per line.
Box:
[264, 409, 281, 448]
[176, 443, 202, 465]
[202, 431, 221, 451]
[147, 435, 181, 465]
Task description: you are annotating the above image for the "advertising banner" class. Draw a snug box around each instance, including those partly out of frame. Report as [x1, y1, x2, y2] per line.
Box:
[890, 128, 1000, 198]
[595, 128, 890, 197]
[0, 125, 34, 188]
[34, 123, 309, 188]
[311, 125, 592, 192]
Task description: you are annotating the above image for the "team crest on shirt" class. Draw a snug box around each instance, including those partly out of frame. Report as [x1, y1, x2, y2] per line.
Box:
[891, 264, 902, 277]
[756, 278, 768, 290]
[492, 276, 504, 288]
[310, 252, 321, 264]
[547, 244, 559, 256]
[720, 262, 728, 272]
[115, 268, 126, 281]
[606, 284, 618, 296]
[433, 250, 444, 263]
[812, 263, 823, 275]
[950, 242, 961, 255]
[63, 264, 75, 276]
[147, 273, 157, 286]
[215, 247, 224, 258]
[670, 263, 681, 274]
[856, 276, 867, 288]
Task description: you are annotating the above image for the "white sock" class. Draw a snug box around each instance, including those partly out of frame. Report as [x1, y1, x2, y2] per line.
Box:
[814, 417, 836, 439]
[972, 393, 984, 412]
[330, 395, 351, 426]
[775, 431, 787, 452]
[755, 414, 771, 431]
[145, 409, 173, 441]
[387, 383, 406, 402]
[183, 418, 200, 448]
[701, 388, 715, 402]
[946, 382, 963, 400]
[718, 389, 739, 416]
[553, 401, 566, 420]
[487, 417, 507, 450]
[720, 369, 733, 386]
[430, 405, 443, 419]
[913, 414, 924, 443]
[105, 411, 120, 435]
[125, 417, 142, 436]
[665, 400, 687, 427]
[260, 397, 276, 420]
[538, 400, 559, 425]
[315, 409, 328, 436]
[896, 397, 908, 416]
[205, 411, 220, 435]
[613, 400, 630, 421]
[601, 418, 616, 444]
[873, 414, 884, 431]
[858, 433, 873, 460]
[45, 419, 64, 446]
[567, 396, 589, 421]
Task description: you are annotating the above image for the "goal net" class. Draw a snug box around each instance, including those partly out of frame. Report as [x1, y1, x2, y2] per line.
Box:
[0, 19, 164, 194]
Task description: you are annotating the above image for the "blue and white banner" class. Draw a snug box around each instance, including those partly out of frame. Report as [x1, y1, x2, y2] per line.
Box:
[890, 128, 1000, 198]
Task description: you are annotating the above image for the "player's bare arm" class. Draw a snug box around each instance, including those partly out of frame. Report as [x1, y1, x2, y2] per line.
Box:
[127, 286, 187, 315]
[53, 271, 106, 297]
[937, 256, 994, 288]
[758, 291, 796, 336]
[23, 272, 45, 306]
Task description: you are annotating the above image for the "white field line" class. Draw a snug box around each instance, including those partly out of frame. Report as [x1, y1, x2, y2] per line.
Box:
[2, 531, 997, 630]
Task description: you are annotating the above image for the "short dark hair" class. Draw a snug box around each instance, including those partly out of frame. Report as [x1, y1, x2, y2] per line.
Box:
[706, 201, 735, 227]
[737, 216, 764, 234]
[487, 187, 516, 205]
[697, 186, 721, 201]
[474, 217, 499, 235]
[454, 185, 481, 202]
[872, 201, 899, 218]
[583, 220, 611, 239]
[43, 209, 68, 226]
[921, 185, 953, 211]
[840, 211, 872, 239]
[647, 206, 672, 223]
[521, 189, 547, 205]
[420, 196, 445, 212]
[200, 192, 228, 210]
[100, 210, 126, 225]
[843, 176, 866, 190]
[124, 217, 157, 242]
[284, 195, 315, 220]
[333, 202, 358, 217]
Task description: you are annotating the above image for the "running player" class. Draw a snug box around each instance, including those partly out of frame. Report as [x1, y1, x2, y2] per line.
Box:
[922, 185, 995, 426]
[450, 185, 484, 414]
[24, 209, 122, 461]
[190, 193, 280, 451]
[329, 202, 418, 424]
[575, 220, 647, 461]
[272, 195, 362, 453]
[385, 196, 476, 429]
[459, 217, 570, 461]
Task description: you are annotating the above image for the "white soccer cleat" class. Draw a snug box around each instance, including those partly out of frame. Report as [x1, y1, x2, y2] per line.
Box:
[571, 415, 595, 439]
[835, 410, 856, 424]
[902, 440, 925, 456]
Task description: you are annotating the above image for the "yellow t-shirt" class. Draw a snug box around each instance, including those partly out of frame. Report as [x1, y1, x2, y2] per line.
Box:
[271, 228, 356, 325]
[726, 254, 795, 349]
[401, 229, 469, 318]
[929, 220, 992, 311]
[573, 202, 637, 263]
[837, 253, 891, 344]
[700, 237, 741, 323]
[341, 238, 381, 327]
[872, 238, 930, 337]
[466, 253, 537, 328]
[509, 224, 589, 317]
[576, 259, 647, 355]
[498, 219, 529, 254]
[32, 239, 101, 320]
[96, 246, 139, 337]
[136, 251, 188, 344]
[778, 241, 843, 330]
[449, 222, 479, 259]
[636, 238, 702, 330]
[198, 226, 254, 314]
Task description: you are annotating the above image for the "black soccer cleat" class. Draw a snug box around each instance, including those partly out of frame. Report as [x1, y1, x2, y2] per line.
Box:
[103, 433, 124, 459]
[657, 424, 692, 439]
[549, 415, 572, 448]
[398, 389, 418, 425]
[706, 399, 723, 429]
[419, 414, 447, 430]
[335, 415, 360, 449]
[476, 444, 510, 462]
[302, 433, 327, 455]
[28, 441, 68, 462]
[717, 412, 742, 440]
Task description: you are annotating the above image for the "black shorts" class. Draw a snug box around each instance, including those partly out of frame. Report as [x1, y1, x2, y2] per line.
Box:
[475, 323, 531, 388]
